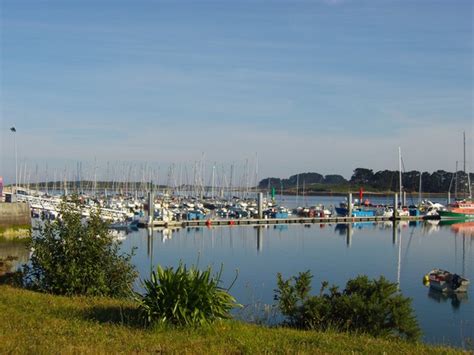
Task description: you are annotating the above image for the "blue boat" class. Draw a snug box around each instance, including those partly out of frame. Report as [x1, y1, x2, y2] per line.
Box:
[335, 206, 376, 217]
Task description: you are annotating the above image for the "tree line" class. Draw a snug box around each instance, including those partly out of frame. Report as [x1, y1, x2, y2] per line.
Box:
[259, 169, 473, 193]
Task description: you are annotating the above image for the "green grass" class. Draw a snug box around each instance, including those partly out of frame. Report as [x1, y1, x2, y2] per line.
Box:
[0, 285, 463, 354]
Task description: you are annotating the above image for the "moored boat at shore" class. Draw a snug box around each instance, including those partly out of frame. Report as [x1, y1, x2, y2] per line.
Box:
[438, 199, 474, 220]
[424, 269, 470, 293]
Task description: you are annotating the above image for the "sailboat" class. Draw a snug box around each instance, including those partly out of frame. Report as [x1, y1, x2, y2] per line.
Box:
[439, 132, 473, 220]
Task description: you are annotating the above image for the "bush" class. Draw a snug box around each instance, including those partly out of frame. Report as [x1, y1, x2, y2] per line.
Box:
[275, 271, 421, 341]
[22, 197, 137, 298]
[137, 263, 240, 326]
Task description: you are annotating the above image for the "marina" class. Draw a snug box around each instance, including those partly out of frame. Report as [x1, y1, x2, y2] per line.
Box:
[3, 186, 462, 229]
[1, 1, 472, 352]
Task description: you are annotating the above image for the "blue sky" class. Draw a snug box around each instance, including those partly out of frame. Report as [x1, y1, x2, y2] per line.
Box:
[0, 0, 472, 183]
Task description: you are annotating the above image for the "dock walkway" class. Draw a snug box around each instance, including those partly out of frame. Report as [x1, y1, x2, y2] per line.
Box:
[141, 215, 425, 228]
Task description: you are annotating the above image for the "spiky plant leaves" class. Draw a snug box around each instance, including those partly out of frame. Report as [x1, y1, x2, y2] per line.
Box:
[138, 262, 240, 327]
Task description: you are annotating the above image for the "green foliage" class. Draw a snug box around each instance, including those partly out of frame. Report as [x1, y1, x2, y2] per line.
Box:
[275, 271, 421, 341]
[137, 263, 240, 326]
[22, 196, 136, 298]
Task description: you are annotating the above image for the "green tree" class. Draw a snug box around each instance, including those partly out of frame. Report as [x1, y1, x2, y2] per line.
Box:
[23, 196, 137, 298]
[275, 271, 421, 341]
[323, 174, 348, 185]
[350, 168, 374, 186]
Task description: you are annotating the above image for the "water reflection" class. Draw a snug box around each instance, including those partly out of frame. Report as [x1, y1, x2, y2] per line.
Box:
[449, 221, 474, 238]
[428, 289, 468, 311]
[0, 239, 29, 277]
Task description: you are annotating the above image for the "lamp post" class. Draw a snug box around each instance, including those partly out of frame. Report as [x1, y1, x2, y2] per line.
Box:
[10, 127, 17, 197]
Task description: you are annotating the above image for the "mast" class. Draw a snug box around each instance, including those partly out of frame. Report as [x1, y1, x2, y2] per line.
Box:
[418, 171, 422, 204]
[229, 163, 234, 199]
[211, 163, 215, 199]
[398, 147, 402, 207]
[463, 131, 466, 174]
[254, 152, 258, 196]
[295, 174, 299, 207]
[463, 131, 472, 199]
[468, 171, 472, 199]
[455, 161, 458, 199]
[302, 180, 305, 206]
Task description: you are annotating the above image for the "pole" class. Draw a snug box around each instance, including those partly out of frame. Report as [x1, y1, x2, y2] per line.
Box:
[257, 192, 263, 219]
[13, 129, 18, 197]
[393, 193, 398, 220]
[348, 193, 353, 217]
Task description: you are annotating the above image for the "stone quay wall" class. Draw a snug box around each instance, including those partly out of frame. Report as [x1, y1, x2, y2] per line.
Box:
[0, 203, 31, 228]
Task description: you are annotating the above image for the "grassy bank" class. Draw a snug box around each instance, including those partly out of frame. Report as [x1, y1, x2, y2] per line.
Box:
[0, 285, 462, 354]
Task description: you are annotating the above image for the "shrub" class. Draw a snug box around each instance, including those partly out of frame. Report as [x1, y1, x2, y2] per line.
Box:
[137, 263, 240, 326]
[275, 271, 421, 341]
[22, 197, 137, 298]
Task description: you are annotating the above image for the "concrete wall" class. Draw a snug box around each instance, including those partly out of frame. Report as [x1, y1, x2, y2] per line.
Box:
[0, 202, 31, 228]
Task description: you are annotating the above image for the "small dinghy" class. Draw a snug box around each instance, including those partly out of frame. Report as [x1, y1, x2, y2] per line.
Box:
[424, 269, 470, 293]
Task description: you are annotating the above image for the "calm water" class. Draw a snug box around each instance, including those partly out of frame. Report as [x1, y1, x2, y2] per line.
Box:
[120, 196, 473, 349]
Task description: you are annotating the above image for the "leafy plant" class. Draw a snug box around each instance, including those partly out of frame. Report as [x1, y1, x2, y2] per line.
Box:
[137, 263, 240, 326]
[275, 271, 421, 341]
[22, 196, 137, 298]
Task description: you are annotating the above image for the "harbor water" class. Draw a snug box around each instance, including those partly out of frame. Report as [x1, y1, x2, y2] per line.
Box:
[119, 196, 473, 348]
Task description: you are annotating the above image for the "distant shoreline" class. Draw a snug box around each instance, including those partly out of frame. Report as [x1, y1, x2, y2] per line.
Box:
[265, 190, 452, 198]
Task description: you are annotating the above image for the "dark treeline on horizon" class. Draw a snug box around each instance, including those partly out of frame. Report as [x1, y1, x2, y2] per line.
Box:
[259, 169, 474, 194]
[8, 169, 473, 195]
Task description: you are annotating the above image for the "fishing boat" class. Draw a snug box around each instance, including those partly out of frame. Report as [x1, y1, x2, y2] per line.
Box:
[424, 269, 470, 293]
[335, 200, 376, 217]
[438, 199, 474, 220]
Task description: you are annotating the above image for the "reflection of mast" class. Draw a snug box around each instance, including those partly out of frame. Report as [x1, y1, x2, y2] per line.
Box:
[453, 224, 467, 276]
[257, 227, 263, 253]
[392, 222, 401, 291]
[211, 227, 215, 249]
[147, 227, 154, 277]
[462, 231, 466, 277]
[392, 221, 397, 245]
[397, 223, 402, 291]
[346, 223, 353, 247]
